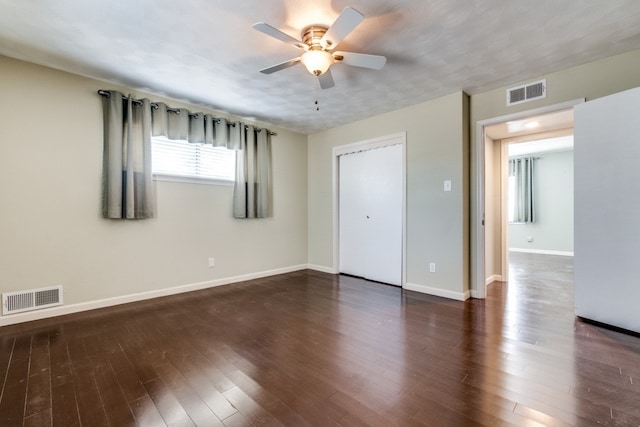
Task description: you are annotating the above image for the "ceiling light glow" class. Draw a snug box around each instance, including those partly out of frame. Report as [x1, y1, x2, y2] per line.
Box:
[507, 121, 524, 133]
[301, 49, 333, 76]
[507, 120, 541, 133]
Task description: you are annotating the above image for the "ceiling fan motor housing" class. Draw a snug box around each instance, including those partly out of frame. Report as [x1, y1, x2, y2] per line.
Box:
[302, 25, 330, 48]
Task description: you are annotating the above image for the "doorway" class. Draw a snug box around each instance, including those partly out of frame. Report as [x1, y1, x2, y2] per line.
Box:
[473, 100, 583, 298]
[333, 133, 406, 286]
[484, 110, 575, 287]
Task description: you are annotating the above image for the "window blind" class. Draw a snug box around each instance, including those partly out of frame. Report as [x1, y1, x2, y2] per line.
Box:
[152, 137, 235, 182]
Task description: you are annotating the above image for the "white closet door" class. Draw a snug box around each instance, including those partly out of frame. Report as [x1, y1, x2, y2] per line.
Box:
[339, 143, 403, 286]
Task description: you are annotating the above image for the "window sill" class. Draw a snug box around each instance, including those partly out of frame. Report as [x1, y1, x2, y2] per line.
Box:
[153, 174, 234, 187]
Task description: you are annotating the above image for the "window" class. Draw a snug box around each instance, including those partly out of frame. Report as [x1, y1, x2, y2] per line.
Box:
[508, 157, 535, 223]
[152, 137, 236, 184]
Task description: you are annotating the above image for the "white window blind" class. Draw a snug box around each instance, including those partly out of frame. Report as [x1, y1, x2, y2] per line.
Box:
[152, 137, 236, 182]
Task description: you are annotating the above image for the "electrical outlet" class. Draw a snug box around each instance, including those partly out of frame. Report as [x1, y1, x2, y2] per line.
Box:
[208, 257, 215, 268]
[429, 262, 436, 273]
[527, 236, 533, 242]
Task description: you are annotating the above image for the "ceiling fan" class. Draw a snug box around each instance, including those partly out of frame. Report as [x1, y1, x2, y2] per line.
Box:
[252, 7, 387, 89]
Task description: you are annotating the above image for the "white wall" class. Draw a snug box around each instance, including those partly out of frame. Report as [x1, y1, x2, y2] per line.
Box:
[308, 92, 470, 300]
[509, 150, 574, 254]
[0, 56, 308, 325]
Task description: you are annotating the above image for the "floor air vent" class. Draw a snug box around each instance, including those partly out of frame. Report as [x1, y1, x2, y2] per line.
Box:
[507, 79, 546, 106]
[2, 285, 63, 315]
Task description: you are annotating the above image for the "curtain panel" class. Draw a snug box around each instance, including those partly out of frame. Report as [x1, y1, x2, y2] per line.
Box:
[102, 92, 154, 219]
[509, 156, 535, 223]
[101, 90, 272, 219]
[233, 125, 272, 218]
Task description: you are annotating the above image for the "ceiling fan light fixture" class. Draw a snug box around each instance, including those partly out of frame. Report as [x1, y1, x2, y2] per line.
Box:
[301, 49, 334, 76]
[253, 7, 384, 88]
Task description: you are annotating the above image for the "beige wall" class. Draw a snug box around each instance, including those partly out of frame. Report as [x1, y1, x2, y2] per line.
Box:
[0, 56, 308, 323]
[484, 135, 503, 283]
[3, 47, 640, 323]
[309, 48, 640, 299]
[469, 49, 640, 293]
[308, 92, 470, 299]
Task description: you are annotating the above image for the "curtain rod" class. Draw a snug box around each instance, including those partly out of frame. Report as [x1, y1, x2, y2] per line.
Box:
[98, 90, 276, 136]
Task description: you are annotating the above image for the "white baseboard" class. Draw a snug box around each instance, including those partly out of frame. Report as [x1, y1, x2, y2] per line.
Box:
[404, 282, 470, 301]
[485, 274, 503, 285]
[509, 248, 574, 256]
[0, 264, 309, 327]
[307, 264, 338, 274]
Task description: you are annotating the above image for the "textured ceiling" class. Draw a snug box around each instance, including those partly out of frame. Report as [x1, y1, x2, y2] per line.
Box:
[1, 0, 640, 134]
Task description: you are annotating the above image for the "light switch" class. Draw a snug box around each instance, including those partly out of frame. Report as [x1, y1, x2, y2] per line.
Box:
[444, 180, 452, 192]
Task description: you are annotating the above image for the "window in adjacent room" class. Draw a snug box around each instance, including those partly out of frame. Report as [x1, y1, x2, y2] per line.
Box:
[508, 156, 535, 223]
[151, 137, 236, 184]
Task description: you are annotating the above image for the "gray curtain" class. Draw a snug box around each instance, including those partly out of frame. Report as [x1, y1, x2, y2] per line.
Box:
[102, 92, 271, 219]
[150, 103, 241, 148]
[102, 91, 154, 219]
[233, 125, 272, 218]
[152, 111, 271, 218]
[509, 157, 535, 223]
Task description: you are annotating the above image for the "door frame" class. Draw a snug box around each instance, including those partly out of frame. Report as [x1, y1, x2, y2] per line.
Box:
[473, 100, 584, 298]
[332, 132, 407, 286]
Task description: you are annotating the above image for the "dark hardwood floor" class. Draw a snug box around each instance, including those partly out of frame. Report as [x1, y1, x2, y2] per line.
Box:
[2, 254, 640, 426]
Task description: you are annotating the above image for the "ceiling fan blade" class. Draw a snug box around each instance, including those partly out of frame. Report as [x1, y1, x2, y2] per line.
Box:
[252, 22, 307, 50]
[334, 51, 387, 70]
[259, 58, 301, 74]
[318, 70, 335, 89]
[321, 7, 364, 50]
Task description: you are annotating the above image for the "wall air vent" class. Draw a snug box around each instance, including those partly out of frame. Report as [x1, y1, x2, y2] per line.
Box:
[507, 79, 546, 106]
[2, 285, 63, 315]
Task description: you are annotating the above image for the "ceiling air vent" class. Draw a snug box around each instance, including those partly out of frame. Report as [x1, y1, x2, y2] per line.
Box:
[507, 79, 546, 106]
[2, 285, 63, 315]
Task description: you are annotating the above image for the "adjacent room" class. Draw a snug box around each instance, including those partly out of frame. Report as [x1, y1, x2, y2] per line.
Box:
[483, 110, 575, 289]
[1, 1, 640, 425]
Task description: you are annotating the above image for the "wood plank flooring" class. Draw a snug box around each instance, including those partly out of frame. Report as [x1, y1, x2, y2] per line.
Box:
[1, 253, 640, 426]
